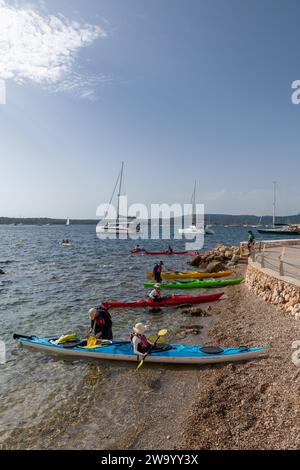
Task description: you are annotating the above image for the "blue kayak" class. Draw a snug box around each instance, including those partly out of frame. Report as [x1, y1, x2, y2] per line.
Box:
[14, 334, 268, 365]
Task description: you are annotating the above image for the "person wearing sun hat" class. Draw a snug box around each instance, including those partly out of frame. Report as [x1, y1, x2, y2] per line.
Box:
[148, 283, 163, 301]
[130, 323, 152, 355]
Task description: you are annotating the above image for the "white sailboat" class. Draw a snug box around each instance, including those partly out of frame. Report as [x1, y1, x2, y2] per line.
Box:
[96, 162, 139, 235]
[257, 182, 300, 235]
[178, 182, 214, 235]
[66, 217, 70, 226]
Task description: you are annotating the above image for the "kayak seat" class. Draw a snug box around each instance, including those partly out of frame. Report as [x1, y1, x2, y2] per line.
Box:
[200, 346, 224, 354]
[150, 343, 173, 354]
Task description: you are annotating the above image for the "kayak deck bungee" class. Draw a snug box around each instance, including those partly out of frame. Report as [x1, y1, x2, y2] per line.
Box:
[102, 293, 224, 309]
[146, 270, 233, 279]
[14, 335, 268, 365]
[144, 278, 243, 289]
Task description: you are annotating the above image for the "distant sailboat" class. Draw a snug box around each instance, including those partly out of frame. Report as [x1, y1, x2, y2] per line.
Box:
[96, 162, 139, 235]
[178, 182, 214, 235]
[257, 182, 300, 235]
[66, 217, 70, 226]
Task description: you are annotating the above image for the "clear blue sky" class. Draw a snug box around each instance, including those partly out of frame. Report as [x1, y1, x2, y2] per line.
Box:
[1, 0, 300, 218]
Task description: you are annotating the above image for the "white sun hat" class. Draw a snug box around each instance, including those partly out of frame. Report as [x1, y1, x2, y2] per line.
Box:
[133, 323, 148, 334]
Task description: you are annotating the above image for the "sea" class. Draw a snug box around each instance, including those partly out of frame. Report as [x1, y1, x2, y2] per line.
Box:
[0, 224, 282, 449]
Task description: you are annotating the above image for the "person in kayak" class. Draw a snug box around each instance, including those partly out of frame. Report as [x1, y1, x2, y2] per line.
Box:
[149, 284, 163, 301]
[148, 284, 171, 302]
[131, 323, 152, 355]
[153, 260, 163, 282]
[133, 244, 144, 252]
[247, 230, 255, 253]
[88, 305, 113, 340]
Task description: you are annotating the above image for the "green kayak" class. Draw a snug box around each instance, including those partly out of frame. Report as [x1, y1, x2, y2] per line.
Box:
[144, 278, 243, 289]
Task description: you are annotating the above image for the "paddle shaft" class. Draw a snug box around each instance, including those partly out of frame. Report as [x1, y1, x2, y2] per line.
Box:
[137, 334, 162, 369]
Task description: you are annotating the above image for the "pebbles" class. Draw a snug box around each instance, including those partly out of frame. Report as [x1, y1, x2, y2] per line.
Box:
[180, 306, 209, 317]
[180, 265, 300, 450]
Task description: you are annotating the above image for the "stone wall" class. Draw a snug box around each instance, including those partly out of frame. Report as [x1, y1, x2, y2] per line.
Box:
[246, 263, 300, 317]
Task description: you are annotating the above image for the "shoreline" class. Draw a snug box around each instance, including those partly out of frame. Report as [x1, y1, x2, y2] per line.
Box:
[130, 263, 300, 450]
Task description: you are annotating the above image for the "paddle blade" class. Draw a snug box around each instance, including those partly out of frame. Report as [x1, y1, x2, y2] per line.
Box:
[86, 336, 98, 348]
[158, 329, 168, 337]
[148, 329, 168, 344]
[148, 335, 164, 344]
[136, 359, 145, 370]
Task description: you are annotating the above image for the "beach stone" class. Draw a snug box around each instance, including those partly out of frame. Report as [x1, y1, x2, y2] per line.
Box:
[178, 325, 203, 335]
[206, 261, 225, 273]
[231, 254, 240, 263]
[213, 255, 224, 262]
[224, 250, 233, 259]
[181, 306, 209, 317]
[189, 254, 202, 267]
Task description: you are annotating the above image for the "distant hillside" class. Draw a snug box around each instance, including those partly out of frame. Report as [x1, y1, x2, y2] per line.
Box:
[0, 218, 98, 225]
[1, 214, 300, 226]
[203, 214, 300, 225]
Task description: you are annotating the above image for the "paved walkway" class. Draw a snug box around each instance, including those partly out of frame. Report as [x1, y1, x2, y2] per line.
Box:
[253, 245, 300, 281]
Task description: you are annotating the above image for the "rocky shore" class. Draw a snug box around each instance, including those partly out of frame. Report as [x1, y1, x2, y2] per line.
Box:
[189, 244, 244, 273]
[132, 260, 300, 450]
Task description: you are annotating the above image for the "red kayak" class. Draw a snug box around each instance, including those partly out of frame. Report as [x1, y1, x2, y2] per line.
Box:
[102, 292, 223, 309]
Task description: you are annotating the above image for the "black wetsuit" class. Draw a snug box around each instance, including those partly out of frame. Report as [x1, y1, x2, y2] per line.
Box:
[91, 307, 113, 340]
[153, 263, 162, 283]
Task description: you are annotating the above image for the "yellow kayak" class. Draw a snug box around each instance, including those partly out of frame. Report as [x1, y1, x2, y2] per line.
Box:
[146, 270, 233, 279]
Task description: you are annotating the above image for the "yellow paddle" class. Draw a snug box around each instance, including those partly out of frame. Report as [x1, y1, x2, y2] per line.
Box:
[136, 329, 168, 371]
[148, 332, 167, 344]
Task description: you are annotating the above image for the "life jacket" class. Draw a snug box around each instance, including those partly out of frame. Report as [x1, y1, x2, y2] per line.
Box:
[154, 264, 162, 274]
[95, 316, 105, 327]
[91, 307, 110, 334]
[95, 307, 111, 326]
[130, 333, 150, 353]
[149, 289, 161, 301]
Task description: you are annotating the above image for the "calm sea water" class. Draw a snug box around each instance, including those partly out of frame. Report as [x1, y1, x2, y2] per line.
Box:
[0, 224, 263, 448]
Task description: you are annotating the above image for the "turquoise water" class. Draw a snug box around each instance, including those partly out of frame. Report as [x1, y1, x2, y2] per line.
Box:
[0, 224, 256, 448]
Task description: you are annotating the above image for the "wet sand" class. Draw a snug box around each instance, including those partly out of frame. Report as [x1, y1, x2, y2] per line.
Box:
[132, 265, 300, 450]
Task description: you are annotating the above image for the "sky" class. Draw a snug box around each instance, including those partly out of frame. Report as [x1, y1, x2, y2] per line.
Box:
[1, 0, 300, 218]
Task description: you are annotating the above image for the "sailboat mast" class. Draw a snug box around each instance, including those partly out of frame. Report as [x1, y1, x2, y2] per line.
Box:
[272, 181, 276, 229]
[116, 162, 124, 226]
[192, 181, 196, 226]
